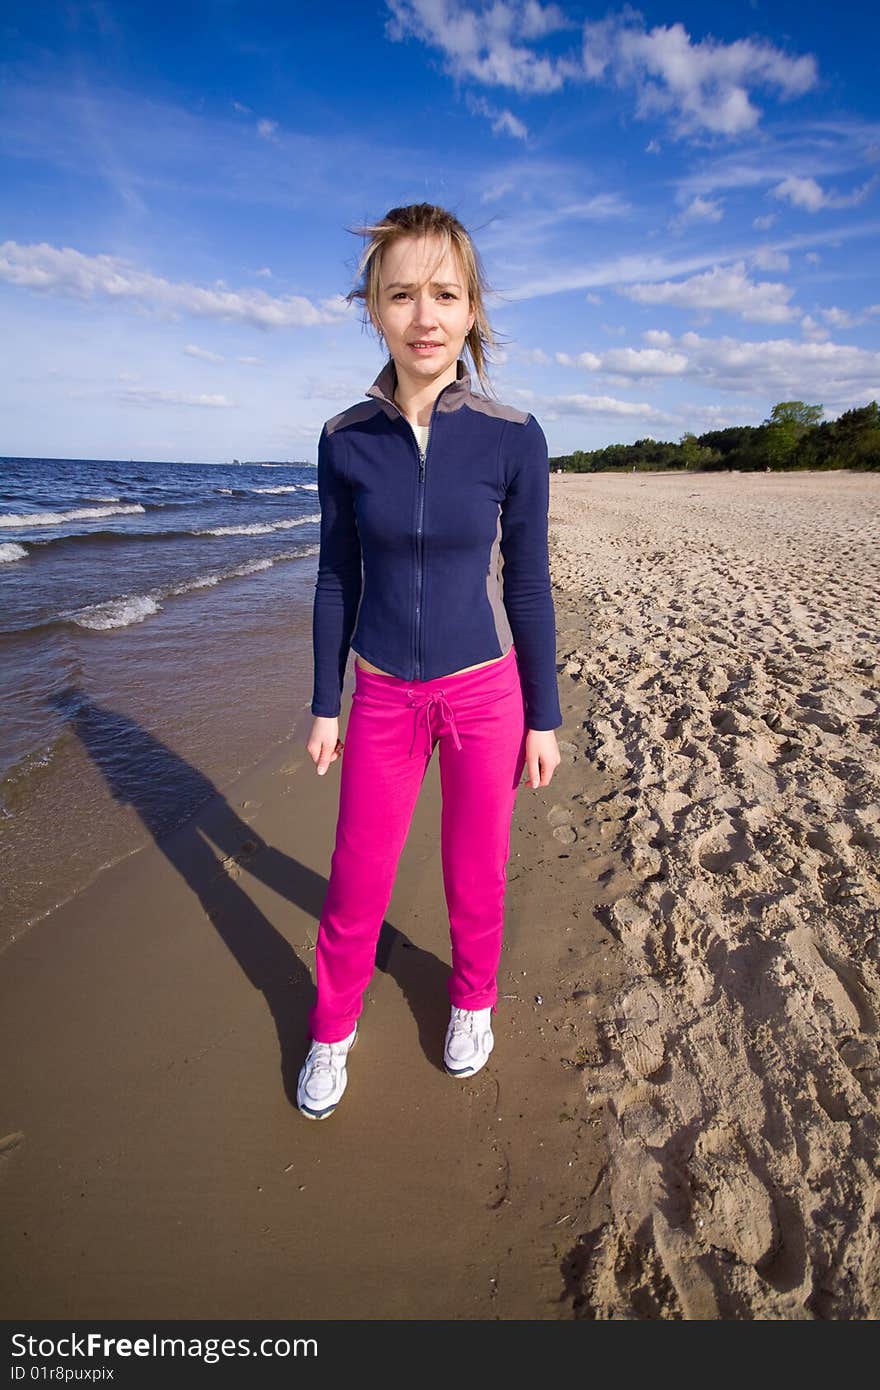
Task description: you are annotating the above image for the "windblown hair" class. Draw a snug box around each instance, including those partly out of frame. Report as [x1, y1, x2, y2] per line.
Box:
[345, 202, 499, 396]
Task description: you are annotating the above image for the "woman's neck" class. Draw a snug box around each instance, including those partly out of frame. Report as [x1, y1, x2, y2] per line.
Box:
[391, 359, 459, 426]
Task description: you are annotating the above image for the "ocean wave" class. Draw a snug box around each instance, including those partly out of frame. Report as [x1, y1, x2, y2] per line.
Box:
[86, 495, 121, 503]
[196, 513, 321, 537]
[27, 526, 198, 552]
[169, 556, 275, 594]
[0, 733, 68, 815]
[251, 485, 304, 494]
[0, 503, 146, 528]
[18, 515, 320, 554]
[0, 542, 28, 563]
[217, 484, 311, 496]
[62, 544, 319, 632]
[70, 595, 161, 630]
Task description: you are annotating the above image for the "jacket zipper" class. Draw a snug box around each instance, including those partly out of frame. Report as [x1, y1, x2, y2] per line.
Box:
[412, 388, 446, 679]
[386, 384, 450, 681]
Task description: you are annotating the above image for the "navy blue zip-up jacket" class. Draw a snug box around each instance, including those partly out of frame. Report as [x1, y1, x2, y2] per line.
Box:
[310, 357, 563, 732]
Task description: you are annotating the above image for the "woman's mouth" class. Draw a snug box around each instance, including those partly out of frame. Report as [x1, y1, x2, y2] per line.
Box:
[408, 341, 442, 353]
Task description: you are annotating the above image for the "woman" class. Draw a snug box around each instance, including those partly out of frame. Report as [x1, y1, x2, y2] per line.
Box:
[299, 203, 561, 1119]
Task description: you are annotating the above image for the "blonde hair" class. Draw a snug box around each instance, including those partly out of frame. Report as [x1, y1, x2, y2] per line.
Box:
[345, 203, 499, 396]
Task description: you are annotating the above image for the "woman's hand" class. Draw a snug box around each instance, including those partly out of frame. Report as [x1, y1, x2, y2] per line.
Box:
[307, 716, 344, 776]
[523, 729, 560, 789]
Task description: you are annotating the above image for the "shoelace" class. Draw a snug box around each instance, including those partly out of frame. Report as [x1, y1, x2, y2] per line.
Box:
[308, 1040, 346, 1075]
[450, 1008, 477, 1036]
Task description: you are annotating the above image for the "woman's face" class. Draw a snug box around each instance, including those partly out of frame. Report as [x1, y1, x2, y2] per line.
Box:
[372, 233, 475, 389]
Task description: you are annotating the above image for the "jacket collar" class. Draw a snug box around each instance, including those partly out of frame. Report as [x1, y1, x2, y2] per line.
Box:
[366, 357, 472, 416]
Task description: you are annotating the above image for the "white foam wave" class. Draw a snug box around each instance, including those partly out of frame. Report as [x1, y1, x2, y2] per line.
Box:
[251, 485, 303, 494]
[87, 495, 121, 503]
[300, 482, 318, 490]
[0, 504, 145, 528]
[70, 595, 161, 630]
[63, 545, 319, 633]
[196, 513, 320, 537]
[0, 542, 28, 563]
[170, 557, 276, 595]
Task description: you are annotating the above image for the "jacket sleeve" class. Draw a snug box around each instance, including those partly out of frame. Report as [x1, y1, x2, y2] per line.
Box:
[499, 415, 563, 732]
[310, 424, 362, 717]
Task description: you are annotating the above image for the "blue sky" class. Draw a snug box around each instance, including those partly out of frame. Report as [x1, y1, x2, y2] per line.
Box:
[2, 0, 879, 462]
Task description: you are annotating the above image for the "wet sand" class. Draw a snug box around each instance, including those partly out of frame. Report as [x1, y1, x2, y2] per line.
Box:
[0, 468, 877, 1319]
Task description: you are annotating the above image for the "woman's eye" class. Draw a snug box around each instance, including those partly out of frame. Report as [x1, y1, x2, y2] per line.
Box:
[390, 291, 457, 301]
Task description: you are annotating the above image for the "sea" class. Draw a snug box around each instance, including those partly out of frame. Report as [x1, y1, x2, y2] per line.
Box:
[0, 454, 323, 951]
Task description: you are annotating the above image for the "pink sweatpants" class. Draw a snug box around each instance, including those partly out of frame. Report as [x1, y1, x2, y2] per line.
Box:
[309, 644, 528, 1043]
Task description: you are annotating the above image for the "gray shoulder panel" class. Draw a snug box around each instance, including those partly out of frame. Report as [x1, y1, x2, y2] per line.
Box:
[462, 395, 530, 425]
[325, 399, 387, 435]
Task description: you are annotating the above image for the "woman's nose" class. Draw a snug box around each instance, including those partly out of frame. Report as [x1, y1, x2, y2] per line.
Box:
[411, 295, 439, 325]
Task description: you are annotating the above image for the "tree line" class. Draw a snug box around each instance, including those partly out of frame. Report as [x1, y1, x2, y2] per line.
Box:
[548, 400, 880, 473]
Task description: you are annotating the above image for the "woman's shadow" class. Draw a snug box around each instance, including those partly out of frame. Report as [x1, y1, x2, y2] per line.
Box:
[49, 686, 451, 1101]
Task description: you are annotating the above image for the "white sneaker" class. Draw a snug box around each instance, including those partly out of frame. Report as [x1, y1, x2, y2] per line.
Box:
[296, 1025, 357, 1119]
[444, 1006, 494, 1078]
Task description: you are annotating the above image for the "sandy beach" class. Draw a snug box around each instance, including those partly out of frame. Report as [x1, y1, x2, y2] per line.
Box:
[1, 469, 878, 1320]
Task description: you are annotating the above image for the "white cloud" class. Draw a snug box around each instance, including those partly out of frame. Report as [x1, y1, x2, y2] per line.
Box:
[821, 305, 855, 328]
[0, 240, 352, 329]
[556, 350, 599, 369]
[557, 345, 689, 378]
[385, 4, 817, 138]
[800, 315, 829, 342]
[585, 292, 601, 305]
[642, 329, 673, 346]
[640, 327, 880, 406]
[770, 172, 879, 211]
[465, 92, 528, 139]
[684, 402, 765, 430]
[750, 246, 790, 272]
[514, 345, 550, 364]
[558, 193, 631, 220]
[232, 101, 252, 115]
[255, 267, 272, 278]
[489, 218, 880, 304]
[237, 355, 266, 365]
[753, 212, 777, 230]
[771, 175, 825, 211]
[508, 246, 736, 301]
[117, 389, 234, 408]
[257, 118, 279, 140]
[385, 0, 580, 94]
[475, 178, 634, 256]
[493, 108, 528, 139]
[479, 175, 518, 203]
[619, 260, 797, 323]
[545, 391, 672, 420]
[184, 344, 225, 363]
[602, 346, 689, 376]
[670, 195, 723, 230]
[581, 14, 817, 137]
[806, 304, 873, 330]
